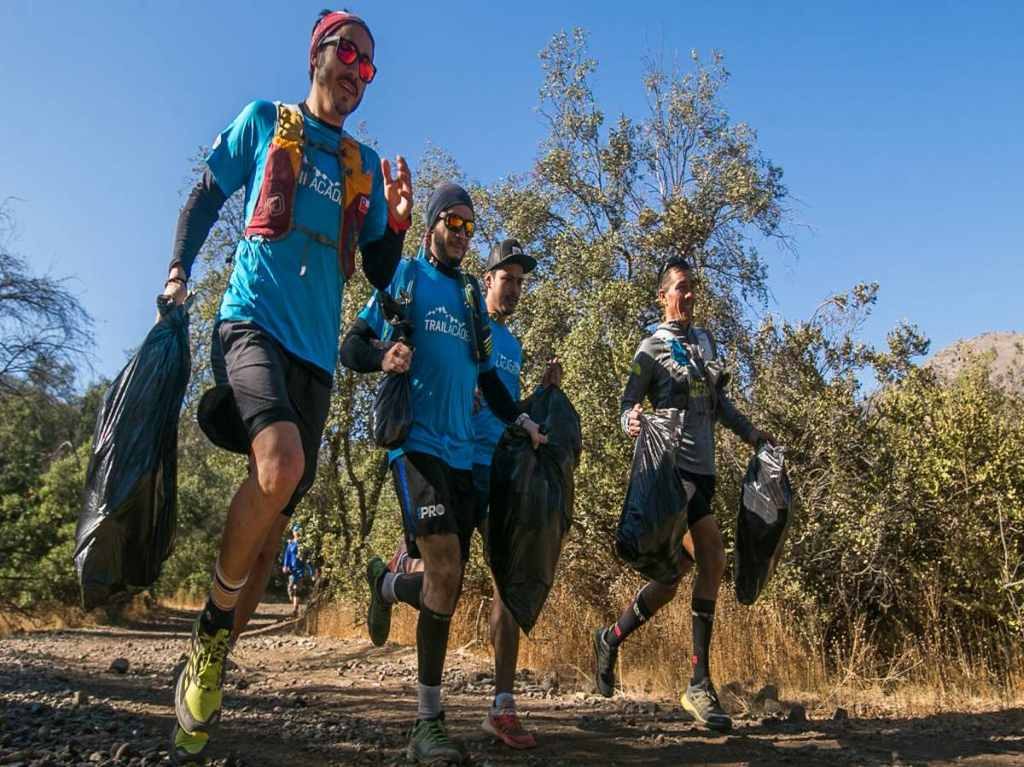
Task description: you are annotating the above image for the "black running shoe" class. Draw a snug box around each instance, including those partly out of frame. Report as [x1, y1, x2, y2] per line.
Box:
[593, 627, 618, 698]
[366, 556, 393, 647]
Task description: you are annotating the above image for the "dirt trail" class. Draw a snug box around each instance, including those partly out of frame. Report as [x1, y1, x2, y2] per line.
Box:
[1, 604, 1022, 766]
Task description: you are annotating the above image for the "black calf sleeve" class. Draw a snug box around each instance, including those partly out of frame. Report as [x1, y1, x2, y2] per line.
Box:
[416, 605, 452, 686]
[394, 572, 423, 609]
[690, 597, 717, 684]
[607, 584, 657, 648]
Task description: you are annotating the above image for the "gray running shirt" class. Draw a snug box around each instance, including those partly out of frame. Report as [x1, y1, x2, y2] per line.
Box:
[619, 321, 757, 475]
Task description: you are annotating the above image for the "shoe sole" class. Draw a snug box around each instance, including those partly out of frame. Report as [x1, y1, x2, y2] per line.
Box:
[169, 721, 209, 765]
[481, 715, 537, 749]
[592, 628, 614, 698]
[366, 558, 391, 647]
[405, 743, 464, 765]
[680, 694, 733, 733]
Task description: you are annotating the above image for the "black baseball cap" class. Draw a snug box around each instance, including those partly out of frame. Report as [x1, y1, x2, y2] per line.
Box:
[485, 238, 537, 274]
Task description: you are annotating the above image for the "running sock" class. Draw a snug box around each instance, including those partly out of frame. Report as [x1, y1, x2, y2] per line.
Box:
[493, 692, 515, 712]
[199, 597, 234, 635]
[417, 683, 442, 721]
[380, 571, 398, 603]
[416, 605, 452, 687]
[605, 584, 655, 648]
[690, 597, 717, 685]
[201, 557, 245, 634]
[381, 571, 423, 609]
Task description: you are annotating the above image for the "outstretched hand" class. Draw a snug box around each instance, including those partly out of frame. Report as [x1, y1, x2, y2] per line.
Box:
[381, 155, 413, 223]
[541, 357, 563, 389]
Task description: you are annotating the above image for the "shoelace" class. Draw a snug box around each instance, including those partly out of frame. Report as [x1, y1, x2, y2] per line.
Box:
[192, 633, 230, 691]
[495, 711, 525, 733]
[419, 719, 451, 745]
[693, 684, 723, 711]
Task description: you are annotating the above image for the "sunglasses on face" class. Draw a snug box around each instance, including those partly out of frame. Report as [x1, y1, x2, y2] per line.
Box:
[319, 36, 377, 83]
[439, 212, 475, 238]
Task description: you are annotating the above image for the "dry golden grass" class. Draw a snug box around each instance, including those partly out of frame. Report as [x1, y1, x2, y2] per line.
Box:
[311, 573, 1024, 716]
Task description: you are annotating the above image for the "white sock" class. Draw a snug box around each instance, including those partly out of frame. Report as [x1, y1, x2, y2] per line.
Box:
[381, 571, 398, 604]
[493, 692, 515, 712]
[417, 683, 442, 720]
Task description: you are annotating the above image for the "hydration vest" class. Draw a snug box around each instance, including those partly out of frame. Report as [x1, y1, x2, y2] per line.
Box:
[243, 102, 373, 279]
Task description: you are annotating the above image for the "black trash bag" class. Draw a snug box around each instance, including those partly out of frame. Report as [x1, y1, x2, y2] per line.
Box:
[488, 386, 582, 634]
[734, 444, 792, 605]
[74, 296, 191, 609]
[372, 289, 414, 449]
[373, 373, 413, 448]
[615, 409, 689, 584]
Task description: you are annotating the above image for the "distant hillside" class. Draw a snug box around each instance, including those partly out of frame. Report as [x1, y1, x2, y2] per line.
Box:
[926, 331, 1024, 395]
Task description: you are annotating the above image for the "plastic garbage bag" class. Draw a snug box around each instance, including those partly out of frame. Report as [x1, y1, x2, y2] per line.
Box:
[615, 409, 690, 584]
[734, 443, 792, 605]
[373, 373, 413, 448]
[488, 386, 582, 633]
[74, 296, 191, 609]
[372, 289, 414, 449]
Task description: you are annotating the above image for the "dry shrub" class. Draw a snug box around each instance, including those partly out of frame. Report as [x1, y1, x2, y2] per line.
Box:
[312, 575, 1024, 715]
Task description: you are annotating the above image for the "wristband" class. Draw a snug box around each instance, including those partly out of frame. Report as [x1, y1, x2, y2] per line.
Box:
[515, 413, 532, 429]
[388, 208, 412, 234]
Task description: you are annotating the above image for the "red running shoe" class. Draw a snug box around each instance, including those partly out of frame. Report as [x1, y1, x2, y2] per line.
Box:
[482, 707, 537, 749]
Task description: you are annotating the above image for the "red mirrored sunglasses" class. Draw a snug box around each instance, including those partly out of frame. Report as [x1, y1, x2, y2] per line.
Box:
[319, 36, 377, 83]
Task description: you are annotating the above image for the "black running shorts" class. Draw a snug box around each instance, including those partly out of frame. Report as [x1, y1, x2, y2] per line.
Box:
[211, 320, 332, 516]
[390, 451, 478, 560]
[679, 469, 716, 527]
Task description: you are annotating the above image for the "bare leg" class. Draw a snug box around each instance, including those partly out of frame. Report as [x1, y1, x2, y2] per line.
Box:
[230, 513, 290, 642]
[490, 583, 519, 696]
[688, 515, 725, 601]
[217, 422, 305, 584]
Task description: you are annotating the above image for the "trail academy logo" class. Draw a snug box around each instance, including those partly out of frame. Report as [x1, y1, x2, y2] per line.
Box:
[495, 353, 521, 376]
[419, 504, 446, 519]
[423, 306, 469, 342]
[298, 162, 343, 205]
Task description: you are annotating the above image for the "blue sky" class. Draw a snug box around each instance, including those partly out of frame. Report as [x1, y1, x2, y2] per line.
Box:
[1, 1, 1021, 384]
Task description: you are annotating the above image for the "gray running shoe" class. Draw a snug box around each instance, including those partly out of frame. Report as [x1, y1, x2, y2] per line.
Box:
[407, 715, 464, 765]
[681, 678, 733, 732]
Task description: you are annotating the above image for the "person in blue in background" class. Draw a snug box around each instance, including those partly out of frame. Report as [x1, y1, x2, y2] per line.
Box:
[282, 525, 307, 618]
[340, 185, 546, 765]
[159, 9, 413, 762]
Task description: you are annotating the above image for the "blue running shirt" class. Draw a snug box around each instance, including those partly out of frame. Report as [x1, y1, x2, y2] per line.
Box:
[359, 254, 494, 470]
[473, 318, 521, 466]
[206, 100, 388, 374]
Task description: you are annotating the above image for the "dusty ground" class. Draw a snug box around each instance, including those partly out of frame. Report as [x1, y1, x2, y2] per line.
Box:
[1, 603, 1022, 766]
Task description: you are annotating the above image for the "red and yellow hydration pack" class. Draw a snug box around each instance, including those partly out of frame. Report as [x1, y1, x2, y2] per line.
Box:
[243, 102, 373, 279]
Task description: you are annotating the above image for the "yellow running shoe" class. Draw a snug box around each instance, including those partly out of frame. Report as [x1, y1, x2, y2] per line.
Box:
[171, 722, 209, 764]
[174, 616, 231, 734]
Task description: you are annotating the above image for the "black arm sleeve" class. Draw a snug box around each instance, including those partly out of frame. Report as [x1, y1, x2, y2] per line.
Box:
[361, 226, 406, 290]
[169, 168, 227, 278]
[619, 347, 655, 435]
[478, 368, 523, 424]
[339, 318, 386, 373]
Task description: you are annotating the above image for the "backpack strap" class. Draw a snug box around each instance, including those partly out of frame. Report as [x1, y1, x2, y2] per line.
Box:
[458, 272, 493, 363]
[273, 102, 305, 172]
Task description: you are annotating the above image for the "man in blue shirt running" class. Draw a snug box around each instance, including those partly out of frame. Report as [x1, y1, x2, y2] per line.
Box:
[160, 10, 413, 762]
[375, 238, 561, 751]
[340, 185, 546, 765]
[282, 525, 307, 617]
